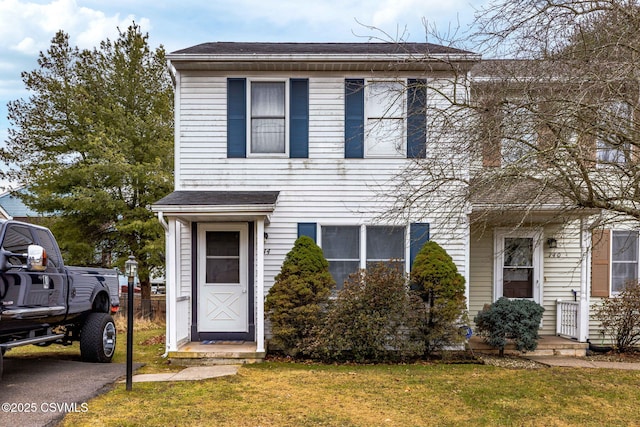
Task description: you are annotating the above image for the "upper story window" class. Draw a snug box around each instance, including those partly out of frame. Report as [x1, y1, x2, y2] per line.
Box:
[227, 78, 308, 159]
[250, 81, 287, 155]
[595, 101, 632, 166]
[345, 78, 426, 159]
[500, 104, 537, 166]
[365, 81, 406, 158]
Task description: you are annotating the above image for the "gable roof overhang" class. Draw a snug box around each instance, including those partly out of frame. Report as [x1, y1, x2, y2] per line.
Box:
[167, 42, 481, 74]
[151, 191, 279, 223]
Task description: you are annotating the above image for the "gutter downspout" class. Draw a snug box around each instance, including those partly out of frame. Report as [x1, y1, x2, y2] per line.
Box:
[157, 211, 170, 357]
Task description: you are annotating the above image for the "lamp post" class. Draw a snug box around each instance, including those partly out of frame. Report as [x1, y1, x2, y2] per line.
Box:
[125, 254, 138, 391]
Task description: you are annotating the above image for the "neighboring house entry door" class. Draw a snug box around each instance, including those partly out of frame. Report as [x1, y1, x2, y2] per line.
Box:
[494, 229, 543, 304]
[197, 223, 248, 334]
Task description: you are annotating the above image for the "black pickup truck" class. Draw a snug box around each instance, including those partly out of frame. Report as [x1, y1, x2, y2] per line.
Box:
[0, 220, 120, 377]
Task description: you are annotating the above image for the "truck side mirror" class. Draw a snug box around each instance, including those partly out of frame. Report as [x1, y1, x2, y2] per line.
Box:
[27, 245, 48, 272]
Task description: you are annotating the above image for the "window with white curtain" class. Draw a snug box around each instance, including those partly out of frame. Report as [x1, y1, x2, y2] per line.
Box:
[321, 225, 406, 289]
[365, 80, 406, 158]
[611, 230, 639, 292]
[250, 81, 286, 154]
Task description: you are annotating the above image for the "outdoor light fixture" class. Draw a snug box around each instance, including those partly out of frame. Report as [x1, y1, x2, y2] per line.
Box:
[547, 238, 558, 249]
[125, 254, 138, 391]
[125, 254, 138, 278]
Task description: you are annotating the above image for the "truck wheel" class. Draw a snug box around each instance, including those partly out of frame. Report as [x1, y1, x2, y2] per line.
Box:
[80, 312, 116, 363]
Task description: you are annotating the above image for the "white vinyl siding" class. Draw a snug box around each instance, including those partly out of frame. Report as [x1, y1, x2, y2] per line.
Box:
[174, 72, 469, 298]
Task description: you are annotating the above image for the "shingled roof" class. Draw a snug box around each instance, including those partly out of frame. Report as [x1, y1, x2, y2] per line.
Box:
[171, 42, 473, 56]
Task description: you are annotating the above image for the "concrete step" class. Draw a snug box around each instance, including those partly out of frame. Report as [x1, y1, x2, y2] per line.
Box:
[168, 341, 265, 365]
[469, 335, 588, 357]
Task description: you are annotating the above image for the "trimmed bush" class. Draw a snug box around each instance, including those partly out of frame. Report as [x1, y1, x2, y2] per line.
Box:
[595, 281, 640, 353]
[307, 262, 426, 363]
[265, 236, 334, 356]
[474, 297, 544, 356]
[410, 240, 468, 353]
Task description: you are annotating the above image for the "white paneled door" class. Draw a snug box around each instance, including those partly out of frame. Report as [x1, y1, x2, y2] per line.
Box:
[197, 223, 248, 333]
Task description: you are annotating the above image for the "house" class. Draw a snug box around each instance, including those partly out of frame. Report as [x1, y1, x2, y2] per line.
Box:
[0, 188, 43, 222]
[152, 42, 611, 361]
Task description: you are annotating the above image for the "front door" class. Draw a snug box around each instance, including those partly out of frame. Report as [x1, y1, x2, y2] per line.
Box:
[197, 223, 248, 334]
[494, 229, 543, 304]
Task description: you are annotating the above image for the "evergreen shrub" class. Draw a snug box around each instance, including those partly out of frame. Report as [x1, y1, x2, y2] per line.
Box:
[474, 297, 544, 356]
[265, 236, 334, 356]
[410, 240, 468, 353]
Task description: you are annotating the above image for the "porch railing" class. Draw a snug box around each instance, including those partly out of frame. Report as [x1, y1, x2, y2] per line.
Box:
[556, 299, 579, 340]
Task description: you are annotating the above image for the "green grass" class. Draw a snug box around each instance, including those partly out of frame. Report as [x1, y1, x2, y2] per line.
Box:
[7, 320, 640, 426]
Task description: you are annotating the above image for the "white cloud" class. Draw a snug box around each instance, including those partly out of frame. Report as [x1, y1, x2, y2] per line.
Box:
[0, 0, 149, 54]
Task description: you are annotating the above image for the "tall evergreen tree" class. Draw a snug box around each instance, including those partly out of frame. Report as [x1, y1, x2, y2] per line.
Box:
[2, 24, 173, 304]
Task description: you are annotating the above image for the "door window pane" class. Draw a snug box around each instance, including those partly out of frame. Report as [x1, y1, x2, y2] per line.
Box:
[205, 231, 240, 283]
[503, 237, 533, 298]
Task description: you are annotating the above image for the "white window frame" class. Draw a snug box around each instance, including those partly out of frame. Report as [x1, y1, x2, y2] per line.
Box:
[493, 228, 543, 304]
[500, 103, 538, 167]
[318, 224, 410, 288]
[246, 78, 290, 158]
[364, 79, 406, 158]
[596, 101, 632, 167]
[610, 230, 639, 294]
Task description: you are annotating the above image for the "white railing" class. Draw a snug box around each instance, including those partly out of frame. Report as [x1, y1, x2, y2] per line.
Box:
[556, 299, 579, 340]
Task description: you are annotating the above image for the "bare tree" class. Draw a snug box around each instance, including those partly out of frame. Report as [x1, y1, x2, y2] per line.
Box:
[383, 0, 640, 231]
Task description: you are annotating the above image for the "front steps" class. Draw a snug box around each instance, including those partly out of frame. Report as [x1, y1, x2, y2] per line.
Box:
[168, 341, 265, 366]
[469, 335, 588, 357]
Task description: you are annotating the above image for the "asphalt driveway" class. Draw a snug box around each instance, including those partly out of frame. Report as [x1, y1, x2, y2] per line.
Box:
[0, 355, 135, 427]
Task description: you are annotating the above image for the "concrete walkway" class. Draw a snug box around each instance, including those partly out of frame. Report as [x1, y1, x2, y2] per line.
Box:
[126, 357, 640, 383]
[130, 365, 239, 382]
[526, 356, 640, 370]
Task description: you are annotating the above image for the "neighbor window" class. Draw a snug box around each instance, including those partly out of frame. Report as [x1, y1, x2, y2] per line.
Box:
[321, 225, 406, 289]
[596, 101, 632, 166]
[611, 230, 638, 293]
[501, 104, 537, 166]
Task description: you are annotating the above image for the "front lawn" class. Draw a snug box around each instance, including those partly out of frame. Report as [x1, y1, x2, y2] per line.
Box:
[61, 359, 640, 426]
[8, 320, 640, 426]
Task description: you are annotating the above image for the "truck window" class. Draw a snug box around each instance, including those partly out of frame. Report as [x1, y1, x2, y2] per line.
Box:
[2, 225, 36, 266]
[35, 229, 61, 269]
[2, 225, 35, 252]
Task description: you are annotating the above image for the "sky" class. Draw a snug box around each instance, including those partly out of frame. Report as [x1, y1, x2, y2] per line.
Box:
[0, 0, 486, 189]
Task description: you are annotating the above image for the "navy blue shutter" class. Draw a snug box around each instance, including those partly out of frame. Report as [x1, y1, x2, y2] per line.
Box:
[407, 79, 427, 158]
[290, 79, 309, 158]
[410, 223, 430, 268]
[345, 79, 364, 158]
[297, 223, 317, 242]
[227, 78, 246, 158]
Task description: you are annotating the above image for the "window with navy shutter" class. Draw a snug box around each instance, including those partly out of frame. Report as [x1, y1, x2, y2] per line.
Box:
[407, 79, 427, 158]
[297, 223, 317, 242]
[227, 78, 247, 158]
[345, 79, 364, 158]
[345, 79, 427, 159]
[227, 78, 309, 158]
[410, 223, 430, 268]
[290, 79, 309, 158]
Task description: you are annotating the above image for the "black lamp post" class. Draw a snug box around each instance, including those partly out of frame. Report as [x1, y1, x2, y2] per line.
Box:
[125, 254, 138, 391]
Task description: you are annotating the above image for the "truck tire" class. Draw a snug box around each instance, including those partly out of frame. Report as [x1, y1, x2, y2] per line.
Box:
[80, 312, 116, 363]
